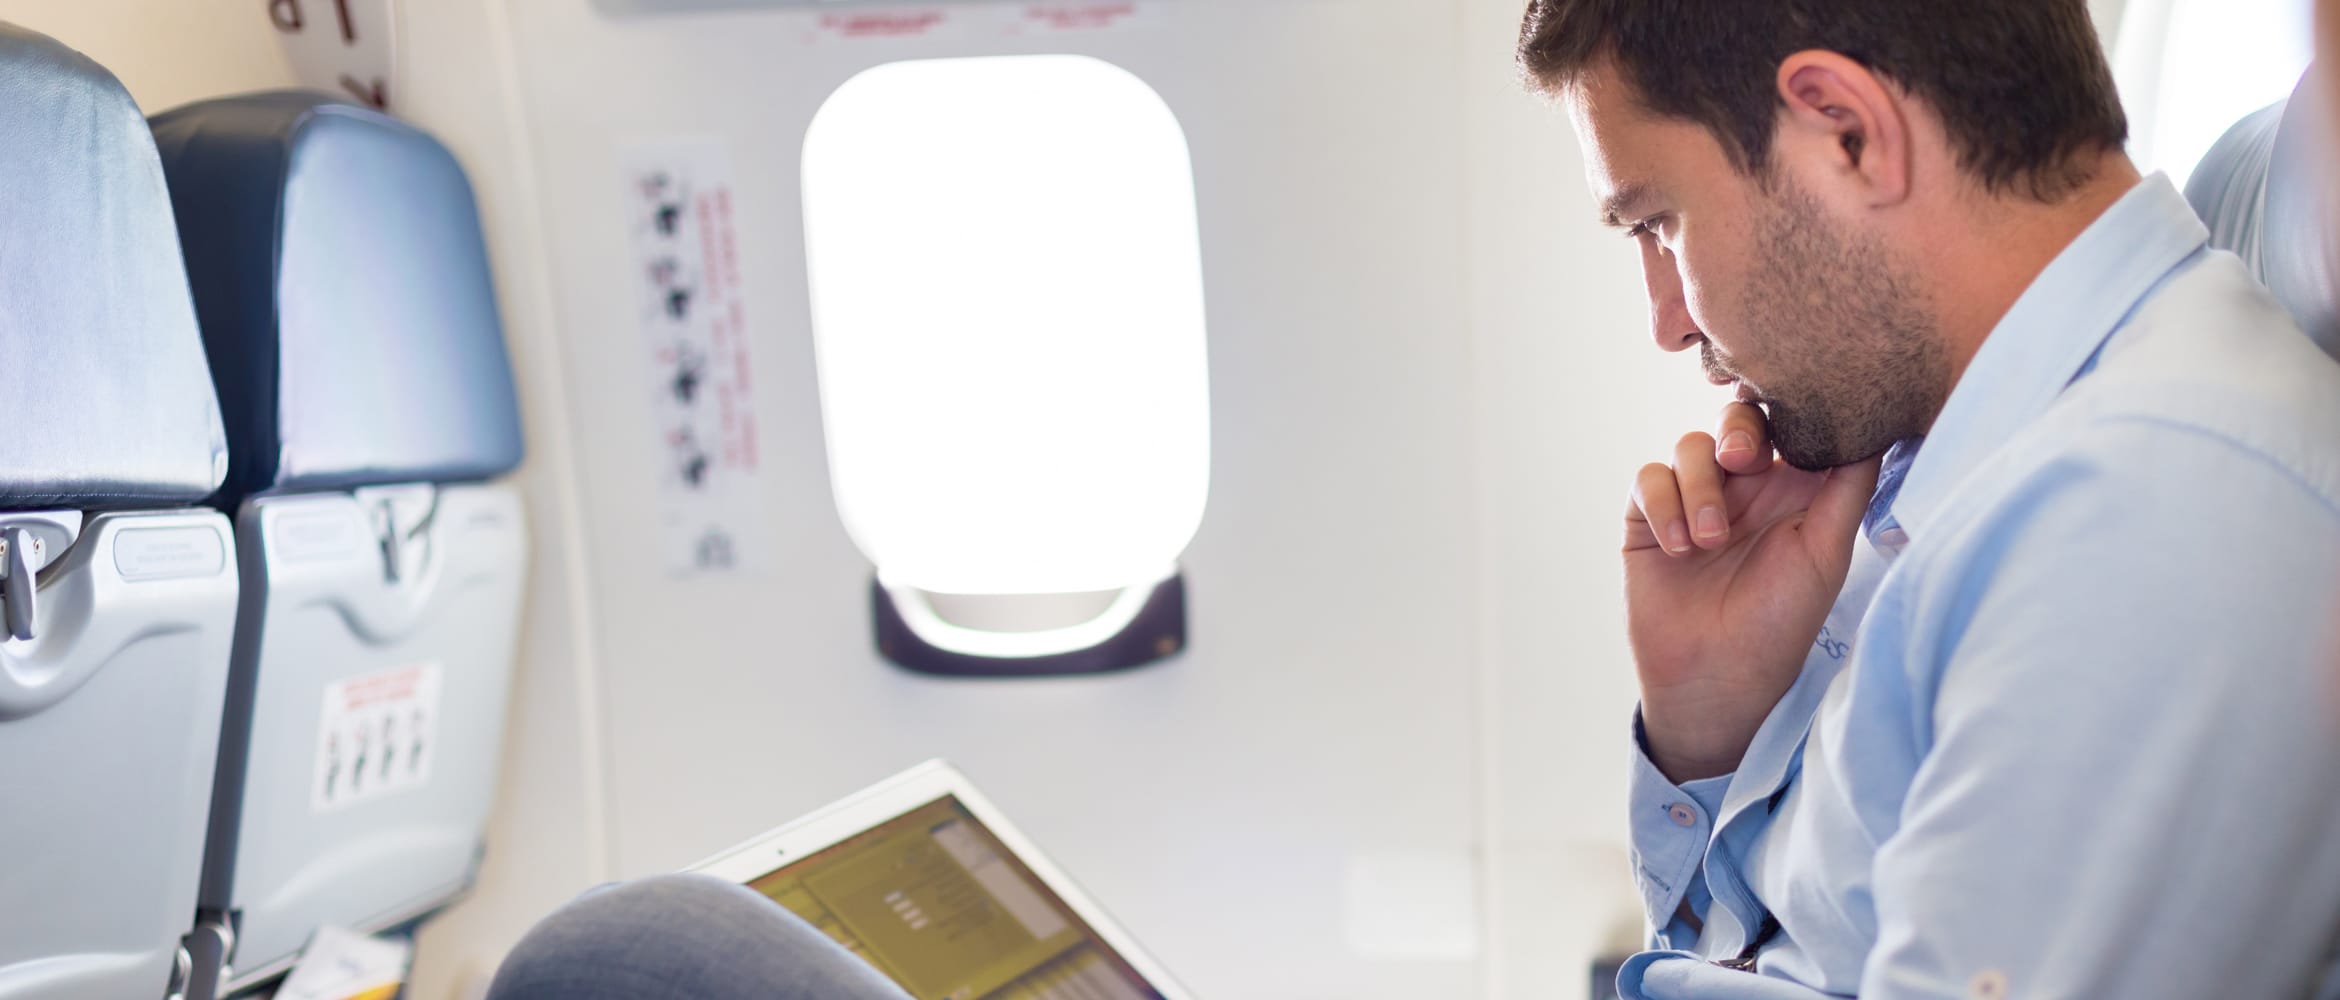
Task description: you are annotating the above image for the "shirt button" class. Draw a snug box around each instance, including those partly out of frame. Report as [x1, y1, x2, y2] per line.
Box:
[1667, 803, 1698, 827]
[1968, 969, 2008, 999]
[1873, 525, 1910, 556]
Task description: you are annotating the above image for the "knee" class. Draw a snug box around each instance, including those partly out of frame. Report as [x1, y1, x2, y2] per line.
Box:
[488, 874, 821, 1000]
[551, 872, 773, 935]
[488, 874, 908, 1000]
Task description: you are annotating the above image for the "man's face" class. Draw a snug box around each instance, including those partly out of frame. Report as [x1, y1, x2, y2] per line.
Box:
[2324, 1, 2340, 158]
[2325, 1, 2340, 112]
[1564, 63, 1946, 470]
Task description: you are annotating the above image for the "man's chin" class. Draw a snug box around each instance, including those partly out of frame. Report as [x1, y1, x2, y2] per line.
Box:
[1778, 436, 1894, 472]
[1770, 413, 1885, 472]
[1776, 448, 1843, 473]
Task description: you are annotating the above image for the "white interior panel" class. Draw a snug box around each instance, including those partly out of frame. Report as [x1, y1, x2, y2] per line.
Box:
[1456, 0, 1714, 991]
[2114, 0, 2314, 186]
[466, 2, 1487, 997]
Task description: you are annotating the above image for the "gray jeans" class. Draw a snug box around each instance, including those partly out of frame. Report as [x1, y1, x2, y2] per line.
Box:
[486, 874, 913, 999]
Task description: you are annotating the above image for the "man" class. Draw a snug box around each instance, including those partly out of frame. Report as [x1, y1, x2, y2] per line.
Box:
[2328, 0, 2340, 112]
[1516, 1, 2340, 998]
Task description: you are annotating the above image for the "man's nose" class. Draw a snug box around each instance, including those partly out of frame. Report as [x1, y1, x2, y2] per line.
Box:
[1638, 239, 1701, 353]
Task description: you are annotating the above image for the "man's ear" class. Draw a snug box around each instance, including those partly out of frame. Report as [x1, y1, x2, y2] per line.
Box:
[1774, 50, 1912, 207]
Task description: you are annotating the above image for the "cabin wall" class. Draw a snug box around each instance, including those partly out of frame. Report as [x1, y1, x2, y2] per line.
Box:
[2094, 0, 2132, 35]
[1458, 0, 1719, 991]
[388, 4, 621, 995]
[409, 2, 1501, 998]
[0, 2, 294, 110]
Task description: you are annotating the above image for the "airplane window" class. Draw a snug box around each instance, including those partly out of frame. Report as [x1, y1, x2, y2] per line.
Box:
[801, 55, 1209, 661]
[2114, 0, 2315, 189]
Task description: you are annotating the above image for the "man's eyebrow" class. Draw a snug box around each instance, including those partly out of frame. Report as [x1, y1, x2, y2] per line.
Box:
[1598, 183, 1653, 230]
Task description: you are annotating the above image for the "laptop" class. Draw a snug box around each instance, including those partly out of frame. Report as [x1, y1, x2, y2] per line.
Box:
[690, 760, 1192, 1000]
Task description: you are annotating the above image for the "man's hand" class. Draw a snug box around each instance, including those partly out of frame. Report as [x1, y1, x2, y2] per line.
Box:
[1626, 402, 1883, 782]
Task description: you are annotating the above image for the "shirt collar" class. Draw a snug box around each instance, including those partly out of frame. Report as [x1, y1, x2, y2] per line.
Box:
[1886, 175, 2209, 537]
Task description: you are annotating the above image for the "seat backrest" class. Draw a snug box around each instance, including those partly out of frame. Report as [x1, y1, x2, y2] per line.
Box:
[2184, 67, 2339, 357]
[151, 91, 524, 503]
[0, 20, 241, 1000]
[149, 91, 529, 997]
[0, 30, 228, 508]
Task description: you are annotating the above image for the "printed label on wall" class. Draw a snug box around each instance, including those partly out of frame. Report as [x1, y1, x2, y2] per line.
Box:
[622, 138, 773, 578]
[1009, 2, 1155, 34]
[267, 0, 399, 110]
[806, 9, 949, 41]
[312, 662, 441, 813]
[794, 2, 1156, 42]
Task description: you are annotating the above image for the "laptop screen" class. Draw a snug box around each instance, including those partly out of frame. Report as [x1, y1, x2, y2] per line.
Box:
[746, 794, 1167, 1000]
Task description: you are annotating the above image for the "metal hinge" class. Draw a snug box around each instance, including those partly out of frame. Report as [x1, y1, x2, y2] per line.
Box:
[370, 499, 404, 583]
[0, 525, 43, 641]
[364, 486, 440, 585]
[182, 909, 238, 1000]
[165, 941, 194, 1000]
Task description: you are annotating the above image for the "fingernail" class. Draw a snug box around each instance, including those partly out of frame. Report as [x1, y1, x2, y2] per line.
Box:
[1666, 522, 1692, 553]
[1719, 432, 1753, 460]
[1695, 506, 1727, 541]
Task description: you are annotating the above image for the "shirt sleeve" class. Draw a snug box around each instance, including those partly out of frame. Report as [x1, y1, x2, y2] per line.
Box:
[1618, 950, 1849, 999]
[1628, 709, 1732, 947]
[1856, 426, 2340, 999]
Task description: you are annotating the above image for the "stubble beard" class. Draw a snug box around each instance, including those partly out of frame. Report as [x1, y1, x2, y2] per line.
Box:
[1726, 181, 1947, 471]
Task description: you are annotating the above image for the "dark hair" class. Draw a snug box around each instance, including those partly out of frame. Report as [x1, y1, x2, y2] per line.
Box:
[1518, 0, 2129, 201]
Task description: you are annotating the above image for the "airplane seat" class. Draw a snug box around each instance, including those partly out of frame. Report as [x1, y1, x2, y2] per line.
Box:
[2184, 66, 2339, 356]
[147, 91, 529, 998]
[0, 21, 241, 1000]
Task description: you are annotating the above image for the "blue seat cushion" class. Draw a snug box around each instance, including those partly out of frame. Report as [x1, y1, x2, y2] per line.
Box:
[150, 92, 524, 502]
[2185, 68, 2338, 356]
[0, 22, 227, 510]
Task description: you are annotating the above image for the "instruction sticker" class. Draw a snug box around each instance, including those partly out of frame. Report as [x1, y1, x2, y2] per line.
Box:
[622, 138, 774, 578]
[312, 663, 441, 813]
[808, 9, 949, 41]
[1011, 2, 1156, 34]
[792, 2, 1155, 42]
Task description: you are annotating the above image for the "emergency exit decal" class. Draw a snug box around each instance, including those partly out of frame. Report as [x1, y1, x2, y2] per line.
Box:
[311, 663, 441, 813]
[622, 138, 775, 578]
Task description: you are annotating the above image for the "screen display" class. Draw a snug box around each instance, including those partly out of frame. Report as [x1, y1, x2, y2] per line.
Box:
[748, 795, 1164, 1000]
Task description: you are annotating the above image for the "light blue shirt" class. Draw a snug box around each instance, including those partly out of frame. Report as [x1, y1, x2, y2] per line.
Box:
[1619, 177, 2340, 1000]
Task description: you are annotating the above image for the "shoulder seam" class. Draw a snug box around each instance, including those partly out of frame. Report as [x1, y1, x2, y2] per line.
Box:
[2079, 405, 2340, 515]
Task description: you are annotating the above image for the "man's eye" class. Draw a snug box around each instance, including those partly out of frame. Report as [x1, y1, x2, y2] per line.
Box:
[1624, 220, 1654, 240]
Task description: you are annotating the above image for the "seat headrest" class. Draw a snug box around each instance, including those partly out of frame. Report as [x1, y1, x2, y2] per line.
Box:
[0, 23, 228, 510]
[150, 91, 524, 503]
[2184, 67, 2340, 357]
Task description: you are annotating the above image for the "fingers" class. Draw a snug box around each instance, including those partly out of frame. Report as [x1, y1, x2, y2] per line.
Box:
[1630, 462, 1693, 554]
[1672, 432, 1732, 549]
[1628, 430, 1742, 557]
[1714, 402, 1773, 475]
[1801, 454, 1886, 568]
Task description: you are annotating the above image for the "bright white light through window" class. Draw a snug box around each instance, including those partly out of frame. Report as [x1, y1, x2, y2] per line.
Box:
[2115, 0, 2314, 189]
[803, 55, 1211, 599]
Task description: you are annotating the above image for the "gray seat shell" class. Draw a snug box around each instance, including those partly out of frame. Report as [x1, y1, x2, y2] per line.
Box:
[0, 20, 240, 1000]
[149, 92, 531, 996]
